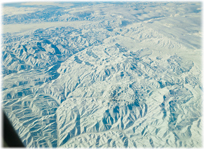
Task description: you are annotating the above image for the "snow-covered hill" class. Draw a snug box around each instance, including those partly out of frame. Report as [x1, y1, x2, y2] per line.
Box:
[2, 2, 202, 148]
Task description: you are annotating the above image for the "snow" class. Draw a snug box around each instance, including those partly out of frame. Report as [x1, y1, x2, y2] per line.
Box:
[2, 2, 202, 148]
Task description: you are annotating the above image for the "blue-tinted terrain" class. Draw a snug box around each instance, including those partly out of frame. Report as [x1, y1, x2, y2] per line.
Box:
[2, 2, 202, 148]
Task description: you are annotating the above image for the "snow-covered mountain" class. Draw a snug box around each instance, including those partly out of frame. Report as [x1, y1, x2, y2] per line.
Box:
[2, 2, 202, 147]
